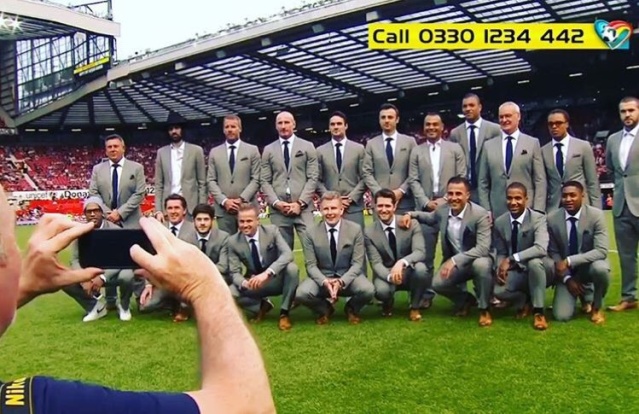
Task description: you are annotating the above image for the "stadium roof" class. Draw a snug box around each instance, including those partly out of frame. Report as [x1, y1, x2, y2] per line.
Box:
[12, 0, 639, 129]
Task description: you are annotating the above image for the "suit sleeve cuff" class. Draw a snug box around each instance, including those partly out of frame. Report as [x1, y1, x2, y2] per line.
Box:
[221, 198, 228, 206]
[513, 253, 521, 263]
[267, 268, 276, 277]
[401, 259, 410, 268]
[563, 275, 571, 284]
[566, 257, 571, 267]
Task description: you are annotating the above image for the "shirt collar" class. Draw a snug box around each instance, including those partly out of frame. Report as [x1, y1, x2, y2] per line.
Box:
[502, 130, 520, 140]
[245, 228, 260, 244]
[109, 158, 125, 168]
[466, 118, 483, 130]
[332, 137, 347, 147]
[325, 219, 342, 234]
[170, 141, 185, 150]
[427, 139, 442, 148]
[379, 216, 396, 231]
[169, 220, 185, 233]
[198, 231, 211, 241]
[510, 209, 527, 225]
[383, 131, 398, 140]
[565, 207, 583, 221]
[280, 135, 295, 146]
[624, 124, 639, 137]
[226, 139, 241, 149]
[449, 203, 468, 219]
[552, 134, 570, 146]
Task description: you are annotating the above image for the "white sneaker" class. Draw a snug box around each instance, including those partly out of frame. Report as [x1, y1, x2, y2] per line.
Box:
[83, 302, 107, 322]
[118, 304, 132, 321]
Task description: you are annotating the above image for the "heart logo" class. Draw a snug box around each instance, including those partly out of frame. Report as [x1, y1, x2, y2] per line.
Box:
[594, 19, 632, 50]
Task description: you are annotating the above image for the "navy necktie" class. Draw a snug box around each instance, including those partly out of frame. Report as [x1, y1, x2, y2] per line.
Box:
[111, 164, 119, 210]
[386, 227, 397, 261]
[555, 143, 564, 177]
[511, 220, 519, 254]
[200, 238, 207, 253]
[171, 226, 177, 236]
[335, 142, 343, 172]
[385, 137, 394, 166]
[505, 136, 514, 172]
[282, 140, 290, 170]
[329, 228, 337, 266]
[469, 125, 477, 187]
[229, 145, 236, 174]
[250, 239, 263, 273]
[568, 217, 579, 256]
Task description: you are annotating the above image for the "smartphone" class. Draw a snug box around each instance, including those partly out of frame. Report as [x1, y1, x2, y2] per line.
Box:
[78, 229, 156, 269]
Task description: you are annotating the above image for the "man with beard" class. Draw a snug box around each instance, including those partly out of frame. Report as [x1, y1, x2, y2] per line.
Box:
[606, 96, 639, 311]
[63, 196, 135, 322]
[191, 203, 230, 284]
[492, 183, 550, 330]
[154, 111, 206, 219]
[207, 115, 261, 235]
[260, 111, 318, 250]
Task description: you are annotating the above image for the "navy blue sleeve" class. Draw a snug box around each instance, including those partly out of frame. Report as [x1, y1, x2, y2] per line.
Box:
[24, 376, 201, 414]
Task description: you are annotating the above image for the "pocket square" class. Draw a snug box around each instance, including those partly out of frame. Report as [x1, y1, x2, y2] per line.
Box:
[400, 147, 407, 151]
[266, 243, 275, 250]
[295, 151, 304, 157]
[343, 244, 352, 248]
[572, 154, 581, 158]
[522, 231, 528, 238]
[240, 156, 248, 161]
[521, 149, 528, 155]
[129, 174, 135, 180]
[583, 230, 590, 235]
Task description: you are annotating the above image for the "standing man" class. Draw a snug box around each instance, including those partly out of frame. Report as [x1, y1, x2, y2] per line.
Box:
[365, 189, 428, 321]
[316, 111, 367, 229]
[400, 177, 493, 327]
[154, 111, 207, 219]
[478, 101, 546, 219]
[542, 109, 600, 211]
[449, 93, 501, 202]
[191, 203, 230, 284]
[546, 181, 610, 323]
[227, 203, 299, 331]
[362, 103, 416, 215]
[295, 192, 375, 324]
[260, 111, 318, 250]
[606, 96, 639, 311]
[89, 134, 146, 229]
[409, 112, 466, 307]
[492, 183, 550, 330]
[207, 114, 261, 235]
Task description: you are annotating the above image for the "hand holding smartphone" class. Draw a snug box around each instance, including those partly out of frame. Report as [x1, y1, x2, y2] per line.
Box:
[78, 229, 156, 269]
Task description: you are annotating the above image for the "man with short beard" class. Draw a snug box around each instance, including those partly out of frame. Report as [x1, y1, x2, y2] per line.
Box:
[191, 203, 230, 284]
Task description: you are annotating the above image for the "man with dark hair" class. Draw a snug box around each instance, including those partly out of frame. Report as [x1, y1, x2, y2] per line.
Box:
[207, 114, 261, 235]
[400, 177, 493, 326]
[545, 181, 610, 323]
[191, 203, 230, 284]
[542, 108, 600, 212]
[227, 203, 299, 331]
[365, 189, 428, 321]
[362, 103, 416, 215]
[492, 182, 550, 330]
[449, 93, 501, 202]
[316, 111, 366, 228]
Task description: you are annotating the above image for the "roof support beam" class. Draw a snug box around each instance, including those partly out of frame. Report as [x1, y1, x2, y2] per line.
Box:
[104, 89, 126, 125]
[56, 105, 71, 130]
[88, 96, 96, 128]
[140, 81, 216, 119]
[118, 88, 156, 123]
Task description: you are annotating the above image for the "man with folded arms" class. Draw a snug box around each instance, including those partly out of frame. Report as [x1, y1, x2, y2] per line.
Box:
[296, 191, 375, 324]
[227, 203, 299, 331]
[400, 177, 493, 326]
[545, 181, 610, 324]
[492, 182, 550, 330]
[365, 189, 427, 321]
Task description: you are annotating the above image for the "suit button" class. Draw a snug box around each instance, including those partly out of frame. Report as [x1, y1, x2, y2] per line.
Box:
[624, 174, 628, 178]
[231, 180, 234, 184]
[338, 178, 342, 182]
[390, 172, 393, 175]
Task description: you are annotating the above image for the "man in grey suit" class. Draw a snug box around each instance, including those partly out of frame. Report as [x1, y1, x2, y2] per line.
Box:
[362, 103, 416, 215]
[606, 96, 639, 311]
[492, 183, 550, 330]
[478, 101, 546, 219]
[89, 134, 146, 229]
[191, 203, 230, 284]
[140, 194, 198, 322]
[545, 181, 609, 323]
[365, 189, 428, 321]
[207, 115, 261, 235]
[63, 197, 135, 322]
[227, 203, 299, 331]
[542, 109, 600, 211]
[260, 111, 318, 250]
[154, 111, 207, 219]
[316, 111, 366, 229]
[409, 113, 466, 307]
[449, 93, 501, 202]
[296, 191, 375, 324]
[400, 177, 493, 327]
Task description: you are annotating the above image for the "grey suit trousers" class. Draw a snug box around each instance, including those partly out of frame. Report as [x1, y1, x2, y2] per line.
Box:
[295, 276, 374, 316]
[229, 263, 299, 315]
[432, 257, 492, 310]
[64, 269, 135, 312]
[343, 210, 365, 229]
[493, 258, 550, 310]
[420, 223, 439, 300]
[614, 203, 639, 302]
[374, 263, 428, 309]
[216, 210, 239, 236]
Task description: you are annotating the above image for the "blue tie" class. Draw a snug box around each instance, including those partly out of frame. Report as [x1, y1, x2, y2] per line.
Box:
[505, 136, 514, 172]
[282, 140, 290, 170]
[111, 164, 119, 210]
[469, 125, 477, 188]
[555, 143, 564, 177]
[229, 145, 236, 174]
[568, 217, 579, 256]
[335, 142, 343, 172]
[385, 137, 394, 166]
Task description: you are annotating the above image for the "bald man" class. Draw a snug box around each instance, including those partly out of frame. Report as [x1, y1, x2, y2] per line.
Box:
[260, 111, 319, 249]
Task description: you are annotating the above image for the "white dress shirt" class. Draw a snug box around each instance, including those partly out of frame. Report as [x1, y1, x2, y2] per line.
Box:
[501, 130, 521, 171]
[427, 139, 442, 195]
[552, 135, 571, 171]
[619, 124, 639, 170]
[447, 204, 468, 255]
[509, 209, 527, 262]
[170, 141, 185, 195]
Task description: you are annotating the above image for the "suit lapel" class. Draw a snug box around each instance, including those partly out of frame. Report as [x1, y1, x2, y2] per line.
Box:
[438, 142, 447, 178]
[626, 132, 639, 173]
[556, 211, 569, 257]
[519, 209, 533, 248]
[206, 229, 217, 256]
[563, 137, 576, 179]
[577, 206, 588, 251]
[477, 123, 488, 159]
[181, 143, 189, 177]
[163, 147, 173, 185]
[543, 143, 559, 179]
[232, 142, 244, 178]
[328, 142, 339, 174]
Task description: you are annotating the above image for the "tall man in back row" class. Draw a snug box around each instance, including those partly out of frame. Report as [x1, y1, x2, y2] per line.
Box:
[261, 111, 318, 250]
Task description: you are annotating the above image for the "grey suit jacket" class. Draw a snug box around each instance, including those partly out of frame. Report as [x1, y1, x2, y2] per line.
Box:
[542, 136, 600, 209]
[409, 140, 467, 209]
[449, 119, 501, 185]
[260, 135, 318, 207]
[189, 228, 230, 277]
[606, 129, 639, 217]
[89, 158, 146, 225]
[301, 219, 365, 288]
[478, 133, 546, 218]
[547, 205, 609, 268]
[362, 133, 416, 211]
[154, 142, 207, 214]
[493, 208, 548, 265]
[410, 202, 491, 268]
[207, 141, 261, 215]
[70, 220, 122, 271]
[166, 220, 198, 244]
[364, 216, 426, 279]
[227, 224, 293, 288]
[317, 139, 366, 212]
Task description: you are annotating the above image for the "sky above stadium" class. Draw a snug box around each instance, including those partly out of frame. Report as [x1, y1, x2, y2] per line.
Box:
[50, 0, 305, 59]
